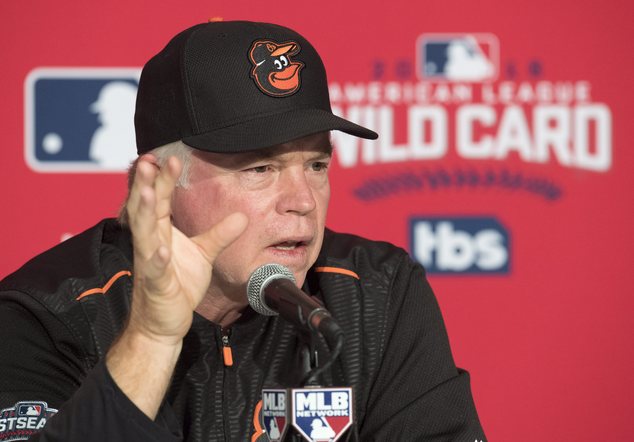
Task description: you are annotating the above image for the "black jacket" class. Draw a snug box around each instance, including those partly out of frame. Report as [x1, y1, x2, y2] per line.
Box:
[0, 219, 486, 441]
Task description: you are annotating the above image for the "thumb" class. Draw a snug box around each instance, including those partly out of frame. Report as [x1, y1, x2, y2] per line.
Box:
[191, 212, 249, 263]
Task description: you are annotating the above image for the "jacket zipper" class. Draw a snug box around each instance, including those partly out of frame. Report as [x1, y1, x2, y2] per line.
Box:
[221, 328, 233, 367]
[220, 327, 233, 441]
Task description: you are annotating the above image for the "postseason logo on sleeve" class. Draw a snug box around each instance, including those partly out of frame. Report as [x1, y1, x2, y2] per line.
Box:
[291, 388, 353, 442]
[0, 401, 58, 441]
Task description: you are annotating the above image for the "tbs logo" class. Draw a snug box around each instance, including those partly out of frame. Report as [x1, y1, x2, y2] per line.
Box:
[416, 33, 499, 82]
[25, 67, 141, 172]
[410, 217, 510, 274]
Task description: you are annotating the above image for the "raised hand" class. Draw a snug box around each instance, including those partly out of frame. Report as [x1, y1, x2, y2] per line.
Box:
[125, 154, 247, 344]
[107, 154, 247, 418]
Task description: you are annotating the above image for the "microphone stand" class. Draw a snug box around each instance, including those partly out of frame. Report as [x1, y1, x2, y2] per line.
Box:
[300, 342, 319, 386]
[299, 326, 344, 387]
[279, 335, 321, 442]
[276, 326, 349, 441]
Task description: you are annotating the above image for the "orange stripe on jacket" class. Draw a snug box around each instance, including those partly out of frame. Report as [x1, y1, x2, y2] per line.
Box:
[314, 266, 360, 280]
[251, 400, 264, 441]
[75, 270, 132, 301]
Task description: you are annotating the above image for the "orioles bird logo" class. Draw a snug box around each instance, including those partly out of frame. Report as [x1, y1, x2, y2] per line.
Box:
[249, 39, 304, 97]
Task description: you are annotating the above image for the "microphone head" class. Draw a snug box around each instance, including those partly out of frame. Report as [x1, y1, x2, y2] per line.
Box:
[247, 263, 296, 316]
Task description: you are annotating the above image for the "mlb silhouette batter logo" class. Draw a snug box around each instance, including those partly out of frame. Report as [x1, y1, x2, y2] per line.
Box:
[25, 68, 140, 172]
[17, 404, 42, 416]
[417, 33, 499, 82]
[291, 388, 353, 442]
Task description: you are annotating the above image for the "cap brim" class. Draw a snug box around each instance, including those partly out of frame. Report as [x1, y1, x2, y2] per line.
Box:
[182, 108, 377, 153]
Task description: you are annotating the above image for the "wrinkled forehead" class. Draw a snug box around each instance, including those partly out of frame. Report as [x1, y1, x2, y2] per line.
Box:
[192, 132, 332, 167]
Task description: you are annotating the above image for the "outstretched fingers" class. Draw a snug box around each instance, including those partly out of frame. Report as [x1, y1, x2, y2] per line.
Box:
[127, 155, 182, 264]
[154, 156, 182, 221]
[129, 160, 160, 255]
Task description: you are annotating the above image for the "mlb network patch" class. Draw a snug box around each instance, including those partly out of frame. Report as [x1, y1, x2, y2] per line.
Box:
[291, 387, 353, 442]
[24, 68, 141, 172]
[262, 389, 289, 441]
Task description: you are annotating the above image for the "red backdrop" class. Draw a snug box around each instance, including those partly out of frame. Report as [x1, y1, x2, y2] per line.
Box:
[2, 1, 633, 440]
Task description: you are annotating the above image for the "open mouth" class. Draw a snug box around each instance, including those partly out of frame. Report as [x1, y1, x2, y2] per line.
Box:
[272, 240, 306, 251]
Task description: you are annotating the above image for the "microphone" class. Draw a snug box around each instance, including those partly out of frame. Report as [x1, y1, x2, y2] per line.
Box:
[247, 263, 343, 344]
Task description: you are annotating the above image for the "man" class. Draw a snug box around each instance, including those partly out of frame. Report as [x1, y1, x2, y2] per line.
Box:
[0, 21, 486, 441]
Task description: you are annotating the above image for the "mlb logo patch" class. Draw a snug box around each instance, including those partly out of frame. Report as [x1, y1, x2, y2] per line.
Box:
[16, 404, 41, 417]
[416, 33, 499, 82]
[291, 387, 353, 442]
[0, 401, 58, 441]
[24, 68, 141, 172]
[261, 389, 288, 441]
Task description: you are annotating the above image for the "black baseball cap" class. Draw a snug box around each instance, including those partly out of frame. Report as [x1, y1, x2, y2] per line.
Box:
[135, 20, 378, 154]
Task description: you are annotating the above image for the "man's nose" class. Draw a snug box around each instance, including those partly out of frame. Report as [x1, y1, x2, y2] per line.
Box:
[276, 169, 317, 215]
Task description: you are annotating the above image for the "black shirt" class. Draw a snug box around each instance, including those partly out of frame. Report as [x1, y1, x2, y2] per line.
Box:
[0, 219, 486, 441]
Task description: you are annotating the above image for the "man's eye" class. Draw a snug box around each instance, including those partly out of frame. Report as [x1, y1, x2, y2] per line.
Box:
[311, 162, 329, 172]
[248, 165, 270, 173]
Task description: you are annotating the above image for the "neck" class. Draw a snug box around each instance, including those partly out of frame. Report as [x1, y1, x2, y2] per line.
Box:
[195, 292, 249, 328]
